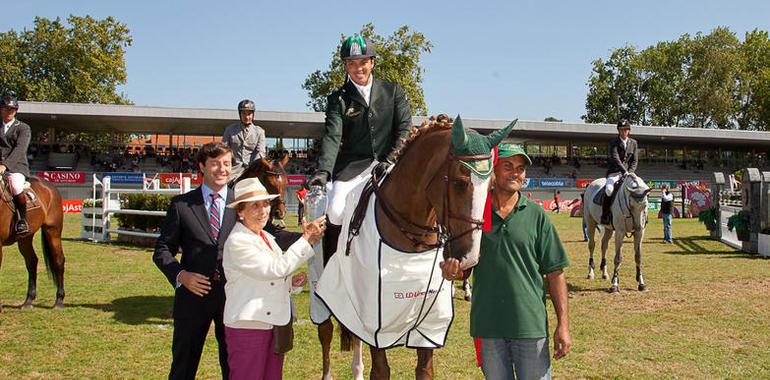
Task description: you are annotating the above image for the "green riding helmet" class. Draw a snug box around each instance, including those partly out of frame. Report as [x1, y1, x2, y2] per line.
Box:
[340, 35, 376, 60]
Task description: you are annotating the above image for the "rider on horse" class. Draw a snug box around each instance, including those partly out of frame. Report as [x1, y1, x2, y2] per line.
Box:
[0, 92, 32, 236]
[309, 34, 412, 237]
[602, 119, 639, 225]
[223, 99, 266, 181]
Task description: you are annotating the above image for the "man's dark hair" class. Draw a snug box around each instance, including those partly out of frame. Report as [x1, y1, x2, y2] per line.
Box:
[196, 142, 232, 167]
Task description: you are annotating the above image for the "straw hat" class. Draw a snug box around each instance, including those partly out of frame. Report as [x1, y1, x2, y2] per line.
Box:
[226, 177, 279, 208]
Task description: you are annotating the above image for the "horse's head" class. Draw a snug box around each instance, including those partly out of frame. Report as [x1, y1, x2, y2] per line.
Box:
[236, 153, 289, 220]
[427, 115, 516, 269]
[623, 173, 651, 208]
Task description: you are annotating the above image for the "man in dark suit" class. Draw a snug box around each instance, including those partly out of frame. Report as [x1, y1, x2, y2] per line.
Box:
[153, 142, 236, 380]
[602, 119, 639, 224]
[0, 92, 32, 236]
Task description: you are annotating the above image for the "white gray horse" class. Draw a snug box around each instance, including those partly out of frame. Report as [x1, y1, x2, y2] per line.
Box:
[583, 173, 651, 292]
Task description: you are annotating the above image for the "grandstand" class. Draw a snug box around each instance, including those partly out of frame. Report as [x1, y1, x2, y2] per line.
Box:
[15, 101, 770, 205]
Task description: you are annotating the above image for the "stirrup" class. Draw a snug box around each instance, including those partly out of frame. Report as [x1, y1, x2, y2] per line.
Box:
[15, 221, 30, 236]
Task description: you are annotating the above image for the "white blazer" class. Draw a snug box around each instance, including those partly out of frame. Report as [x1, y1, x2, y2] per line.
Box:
[223, 223, 314, 327]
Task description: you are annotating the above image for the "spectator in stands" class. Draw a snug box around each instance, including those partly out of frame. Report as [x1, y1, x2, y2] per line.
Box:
[602, 119, 638, 225]
[0, 92, 32, 235]
[223, 99, 266, 180]
[661, 183, 674, 243]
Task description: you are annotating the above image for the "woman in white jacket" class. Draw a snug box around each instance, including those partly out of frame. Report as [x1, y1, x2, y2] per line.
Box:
[223, 177, 325, 380]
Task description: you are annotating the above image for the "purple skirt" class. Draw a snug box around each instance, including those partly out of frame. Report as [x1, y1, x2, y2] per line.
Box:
[225, 326, 284, 380]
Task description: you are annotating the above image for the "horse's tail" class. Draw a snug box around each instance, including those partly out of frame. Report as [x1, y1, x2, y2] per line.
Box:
[40, 228, 59, 285]
[340, 324, 353, 351]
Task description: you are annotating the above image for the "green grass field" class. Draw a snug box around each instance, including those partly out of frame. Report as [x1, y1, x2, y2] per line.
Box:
[0, 213, 769, 379]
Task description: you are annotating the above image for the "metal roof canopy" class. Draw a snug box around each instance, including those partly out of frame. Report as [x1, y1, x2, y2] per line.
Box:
[17, 101, 770, 150]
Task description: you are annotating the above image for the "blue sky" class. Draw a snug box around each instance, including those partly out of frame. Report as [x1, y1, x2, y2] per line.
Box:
[3, 1, 770, 122]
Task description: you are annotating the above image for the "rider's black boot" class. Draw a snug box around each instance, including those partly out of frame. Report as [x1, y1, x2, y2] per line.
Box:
[13, 193, 30, 236]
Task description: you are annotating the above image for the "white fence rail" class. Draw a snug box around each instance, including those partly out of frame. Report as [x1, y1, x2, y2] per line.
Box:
[81, 174, 191, 242]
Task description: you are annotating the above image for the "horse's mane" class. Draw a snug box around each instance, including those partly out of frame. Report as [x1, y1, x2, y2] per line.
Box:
[388, 114, 454, 164]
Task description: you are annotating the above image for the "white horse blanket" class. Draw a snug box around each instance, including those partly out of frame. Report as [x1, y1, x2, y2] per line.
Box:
[316, 176, 454, 349]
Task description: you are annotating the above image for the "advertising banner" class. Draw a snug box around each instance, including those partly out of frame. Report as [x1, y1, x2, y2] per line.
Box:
[101, 172, 144, 184]
[62, 200, 83, 213]
[286, 175, 307, 187]
[38, 171, 86, 184]
[537, 178, 574, 188]
[576, 179, 593, 188]
[159, 173, 203, 186]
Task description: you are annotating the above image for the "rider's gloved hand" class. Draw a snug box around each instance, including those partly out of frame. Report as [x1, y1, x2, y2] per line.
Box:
[309, 170, 330, 187]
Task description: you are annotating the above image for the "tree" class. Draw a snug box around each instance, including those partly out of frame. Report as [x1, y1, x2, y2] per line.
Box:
[0, 15, 133, 151]
[302, 23, 432, 115]
[584, 27, 770, 130]
[544, 116, 563, 122]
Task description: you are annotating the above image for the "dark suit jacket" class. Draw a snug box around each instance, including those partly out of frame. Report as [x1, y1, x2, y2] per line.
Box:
[153, 186, 236, 319]
[318, 78, 412, 181]
[606, 137, 638, 176]
[0, 119, 31, 177]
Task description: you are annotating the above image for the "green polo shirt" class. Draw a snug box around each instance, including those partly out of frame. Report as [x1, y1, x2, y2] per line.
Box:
[470, 193, 569, 339]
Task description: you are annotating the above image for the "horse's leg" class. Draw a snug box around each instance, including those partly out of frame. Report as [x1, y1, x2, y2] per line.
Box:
[610, 231, 623, 293]
[0, 247, 3, 313]
[351, 337, 364, 380]
[586, 218, 597, 280]
[415, 348, 434, 380]
[463, 279, 472, 302]
[635, 230, 647, 291]
[18, 237, 37, 309]
[600, 227, 612, 280]
[42, 223, 66, 309]
[369, 346, 390, 380]
[318, 319, 334, 380]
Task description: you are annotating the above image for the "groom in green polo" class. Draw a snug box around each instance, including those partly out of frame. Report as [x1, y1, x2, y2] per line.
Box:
[441, 143, 571, 380]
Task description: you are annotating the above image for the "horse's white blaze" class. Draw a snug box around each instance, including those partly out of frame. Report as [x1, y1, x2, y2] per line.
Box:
[461, 173, 490, 270]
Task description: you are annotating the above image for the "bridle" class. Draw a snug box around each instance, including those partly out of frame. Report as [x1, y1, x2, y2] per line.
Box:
[373, 149, 491, 251]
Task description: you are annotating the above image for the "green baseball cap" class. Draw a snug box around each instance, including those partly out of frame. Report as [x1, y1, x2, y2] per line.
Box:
[497, 143, 532, 165]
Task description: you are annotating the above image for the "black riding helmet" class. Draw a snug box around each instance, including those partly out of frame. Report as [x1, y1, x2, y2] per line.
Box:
[340, 35, 376, 61]
[238, 99, 255, 112]
[1, 91, 19, 109]
[617, 119, 631, 129]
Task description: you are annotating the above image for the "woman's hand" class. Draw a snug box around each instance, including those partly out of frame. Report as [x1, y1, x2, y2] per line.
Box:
[291, 272, 308, 287]
[302, 216, 326, 245]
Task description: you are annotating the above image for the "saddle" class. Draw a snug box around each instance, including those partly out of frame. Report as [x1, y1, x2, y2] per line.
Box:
[1, 178, 42, 213]
[345, 166, 388, 256]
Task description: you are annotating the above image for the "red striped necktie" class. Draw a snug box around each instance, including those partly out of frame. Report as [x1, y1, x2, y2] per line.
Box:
[209, 193, 221, 239]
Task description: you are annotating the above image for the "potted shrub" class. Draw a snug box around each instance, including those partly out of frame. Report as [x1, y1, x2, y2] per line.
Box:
[727, 210, 751, 242]
[697, 207, 718, 231]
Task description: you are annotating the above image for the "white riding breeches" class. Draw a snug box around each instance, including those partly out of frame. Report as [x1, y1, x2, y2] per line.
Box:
[5, 172, 24, 196]
[606, 174, 622, 196]
[326, 161, 379, 225]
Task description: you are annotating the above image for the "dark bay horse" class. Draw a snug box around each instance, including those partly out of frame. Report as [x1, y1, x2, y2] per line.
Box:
[317, 114, 514, 379]
[235, 153, 290, 222]
[0, 176, 65, 312]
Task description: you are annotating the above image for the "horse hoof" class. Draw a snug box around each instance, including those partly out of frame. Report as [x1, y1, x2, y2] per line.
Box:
[53, 303, 65, 310]
[587, 273, 595, 280]
[464, 295, 472, 302]
[602, 274, 609, 280]
[638, 284, 647, 292]
[21, 303, 34, 310]
[609, 286, 619, 293]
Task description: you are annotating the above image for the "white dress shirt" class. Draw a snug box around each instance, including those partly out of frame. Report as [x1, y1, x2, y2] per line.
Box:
[351, 75, 373, 105]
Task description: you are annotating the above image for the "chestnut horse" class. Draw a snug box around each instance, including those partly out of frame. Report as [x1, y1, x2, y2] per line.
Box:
[0, 176, 65, 312]
[236, 153, 365, 380]
[317, 114, 514, 379]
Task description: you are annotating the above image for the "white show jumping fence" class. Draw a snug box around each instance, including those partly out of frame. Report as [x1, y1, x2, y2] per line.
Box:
[81, 174, 191, 242]
[710, 169, 770, 256]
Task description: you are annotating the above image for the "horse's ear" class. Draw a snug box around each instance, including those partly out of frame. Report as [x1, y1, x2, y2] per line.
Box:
[486, 119, 517, 147]
[259, 157, 271, 169]
[279, 152, 290, 167]
[451, 115, 468, 149]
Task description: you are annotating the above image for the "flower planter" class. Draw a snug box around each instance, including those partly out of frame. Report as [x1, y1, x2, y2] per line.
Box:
[759, 233, 770, 259]
[736, 229, 750, 242]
